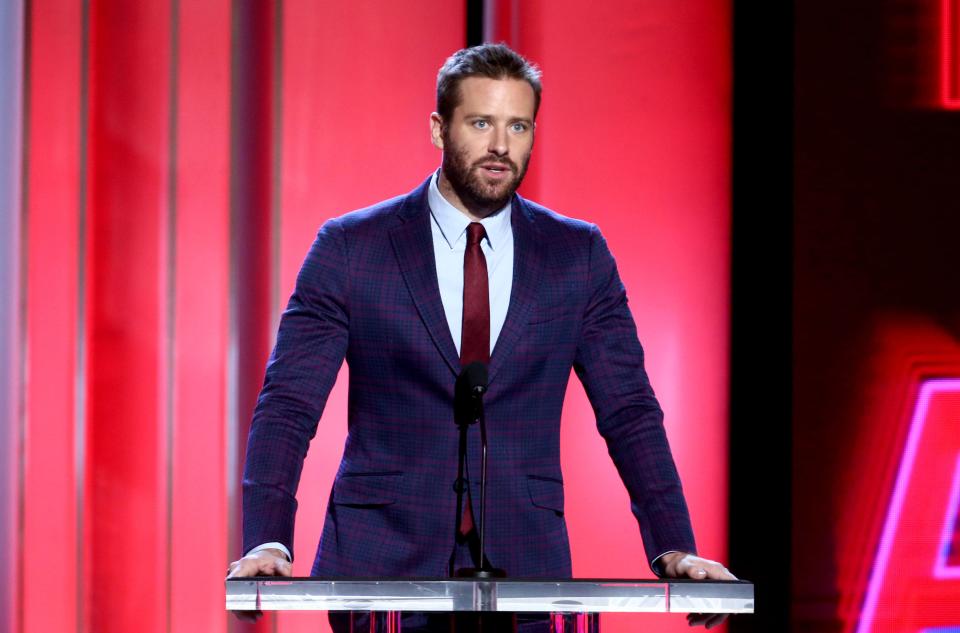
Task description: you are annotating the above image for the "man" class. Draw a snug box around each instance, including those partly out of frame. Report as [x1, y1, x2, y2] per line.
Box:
[228, 44, 734, 630]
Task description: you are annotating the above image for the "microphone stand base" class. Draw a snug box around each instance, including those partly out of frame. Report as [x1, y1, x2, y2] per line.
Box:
[454, 567, 507, 579]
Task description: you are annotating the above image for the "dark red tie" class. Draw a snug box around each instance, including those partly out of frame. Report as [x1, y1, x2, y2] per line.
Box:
[460, 222, 490, 367]
[459, 222, 488, 535]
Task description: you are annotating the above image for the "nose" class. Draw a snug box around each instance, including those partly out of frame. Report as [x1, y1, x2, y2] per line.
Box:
[488, 125, 508, 157]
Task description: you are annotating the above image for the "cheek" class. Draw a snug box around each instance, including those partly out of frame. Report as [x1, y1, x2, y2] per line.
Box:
[512, 141, 534, 164]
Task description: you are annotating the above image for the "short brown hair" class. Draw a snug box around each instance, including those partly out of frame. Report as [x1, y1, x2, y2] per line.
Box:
[436, 43, 542, 121]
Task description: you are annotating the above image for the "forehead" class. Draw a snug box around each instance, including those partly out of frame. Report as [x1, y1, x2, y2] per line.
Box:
[453, 77, 536, 119]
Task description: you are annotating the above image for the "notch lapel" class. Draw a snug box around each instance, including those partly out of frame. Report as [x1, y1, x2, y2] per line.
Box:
[390, 185, 461, 377]
[488, 196, 543, 385]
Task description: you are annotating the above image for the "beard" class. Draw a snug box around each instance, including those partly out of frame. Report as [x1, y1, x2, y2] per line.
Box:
[441, 130, 531, 214]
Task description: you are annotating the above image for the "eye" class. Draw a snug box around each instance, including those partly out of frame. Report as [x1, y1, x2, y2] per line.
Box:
[511, 122, 529, 133]
[473, 120, 489, 129]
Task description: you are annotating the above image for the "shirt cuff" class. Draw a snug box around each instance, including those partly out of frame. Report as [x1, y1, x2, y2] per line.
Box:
[246, 542, 291, 561]
[650, 550, 681, 577]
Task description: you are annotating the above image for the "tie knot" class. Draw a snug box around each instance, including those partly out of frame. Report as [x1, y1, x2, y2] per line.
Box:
[467, 222, 486, 247]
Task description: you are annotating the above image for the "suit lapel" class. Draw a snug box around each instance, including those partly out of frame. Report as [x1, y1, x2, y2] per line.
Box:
[390, 181, 461, 377]
[488, 195, 542, 385]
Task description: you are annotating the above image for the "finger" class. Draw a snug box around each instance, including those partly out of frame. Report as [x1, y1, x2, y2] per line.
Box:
[686, 565, 709, 579]
[228, 558, 262, 578]
[686, 612, 711, 627]
[257, 556, 292, 577]
[227, 559, 250, 578]
[705, 613, 728, 629]
[231, 609, 263, 622]
[701, 563, 736, 581]
[225, 560, 244, 579]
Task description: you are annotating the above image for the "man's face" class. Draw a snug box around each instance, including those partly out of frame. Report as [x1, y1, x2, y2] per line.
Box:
[431, 77, 536, 217]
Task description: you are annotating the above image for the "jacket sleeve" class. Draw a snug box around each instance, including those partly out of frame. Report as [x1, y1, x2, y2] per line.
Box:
[572, 224, 697, 571]
[241, 218, 350, 561]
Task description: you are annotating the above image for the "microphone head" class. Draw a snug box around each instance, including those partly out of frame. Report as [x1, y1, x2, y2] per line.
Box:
[461, 361, 488, 394]
[454, 362, 488, 426]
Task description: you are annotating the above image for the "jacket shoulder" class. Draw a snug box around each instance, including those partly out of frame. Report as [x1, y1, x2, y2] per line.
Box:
[519, 197, 599, 241]
[311, 176, 428, 233]
[328, 191, 410, 233]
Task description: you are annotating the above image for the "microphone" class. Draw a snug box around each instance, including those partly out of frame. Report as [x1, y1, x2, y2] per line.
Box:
[451, 361, 505, 578]
[455, 361, 487, 426]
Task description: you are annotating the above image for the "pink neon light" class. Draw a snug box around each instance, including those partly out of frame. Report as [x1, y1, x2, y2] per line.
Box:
[934, 454, 960, 578]
[855, 379, 960, 633]
[943, 0, 960, 108]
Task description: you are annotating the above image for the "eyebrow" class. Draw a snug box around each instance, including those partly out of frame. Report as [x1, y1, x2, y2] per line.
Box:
[462, 113, 534, 125]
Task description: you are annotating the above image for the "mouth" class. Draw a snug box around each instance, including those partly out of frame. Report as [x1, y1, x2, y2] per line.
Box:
[477, 163, 513, 178]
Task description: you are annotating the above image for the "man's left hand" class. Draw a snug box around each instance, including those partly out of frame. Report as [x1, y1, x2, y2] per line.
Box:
[658, 552, 737, 629]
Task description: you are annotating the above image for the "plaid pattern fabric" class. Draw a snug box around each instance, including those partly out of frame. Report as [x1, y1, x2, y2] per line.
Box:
[242, 176, 696, 578]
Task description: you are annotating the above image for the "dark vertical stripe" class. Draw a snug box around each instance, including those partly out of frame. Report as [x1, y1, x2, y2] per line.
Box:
[165, 1, 180, 631]
[728, 1, 793, 631]
[466, 0, 484, 46]
[75, 1, 90, 631]
[16, 1, 30, 632]
[483, 0, 519, 45]
[482, 0, 494, 44]
[229, 0, 275, 599]
[229, 6, 275, 630]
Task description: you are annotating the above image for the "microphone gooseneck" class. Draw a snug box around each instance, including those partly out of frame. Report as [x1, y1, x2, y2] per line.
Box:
[452, 362, 505, 579]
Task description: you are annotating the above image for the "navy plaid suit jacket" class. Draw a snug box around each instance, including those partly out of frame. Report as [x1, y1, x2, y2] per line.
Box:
[242, 176, 696, 578]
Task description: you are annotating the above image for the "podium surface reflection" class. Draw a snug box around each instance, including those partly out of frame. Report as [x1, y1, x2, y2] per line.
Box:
[226, 577, 754, 614]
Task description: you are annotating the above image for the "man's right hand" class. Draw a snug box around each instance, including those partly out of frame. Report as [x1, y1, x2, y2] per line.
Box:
[226, 548, 292, 621]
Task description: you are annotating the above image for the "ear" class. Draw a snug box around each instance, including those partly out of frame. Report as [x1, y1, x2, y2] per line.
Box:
[429, 112, 444, 150]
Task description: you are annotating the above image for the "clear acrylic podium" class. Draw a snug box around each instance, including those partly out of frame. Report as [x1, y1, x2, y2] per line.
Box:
[226, 577, 754, 631]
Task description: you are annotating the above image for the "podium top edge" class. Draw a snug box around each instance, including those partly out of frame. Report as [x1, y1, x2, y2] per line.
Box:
[225, 576, 752, 585]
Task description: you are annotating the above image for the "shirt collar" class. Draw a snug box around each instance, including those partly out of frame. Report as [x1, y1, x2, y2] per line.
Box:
[428, 169, 511, 251]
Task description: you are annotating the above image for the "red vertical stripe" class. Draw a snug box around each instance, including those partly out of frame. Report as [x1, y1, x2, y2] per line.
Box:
[943, 0, 960, 108]
[84, 1, 172, 632]
[22, 1, 82, 632]
[277, 3, 464, 632]
[169, 1, 231, 632]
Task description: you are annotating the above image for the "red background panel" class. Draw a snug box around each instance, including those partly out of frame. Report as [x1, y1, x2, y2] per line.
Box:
[169, 1, 232, 632]
[22, 1, 83, 631]
[84, 1, 171, 631]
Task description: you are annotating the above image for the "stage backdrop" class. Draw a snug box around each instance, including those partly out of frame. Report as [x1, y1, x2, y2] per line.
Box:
[792, 0, 960, 630]
[6, 2, 730, 632]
